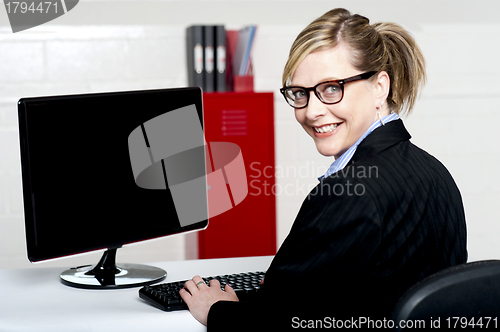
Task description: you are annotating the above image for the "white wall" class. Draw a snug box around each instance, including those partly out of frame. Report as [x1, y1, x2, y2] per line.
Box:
[1, 0, 499, 268]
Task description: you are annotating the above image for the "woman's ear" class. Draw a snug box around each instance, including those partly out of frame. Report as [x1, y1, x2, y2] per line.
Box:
[374, 71, 390, 106]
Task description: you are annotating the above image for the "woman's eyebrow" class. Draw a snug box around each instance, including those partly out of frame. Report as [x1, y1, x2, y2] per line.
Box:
[291, 77, 341, 86]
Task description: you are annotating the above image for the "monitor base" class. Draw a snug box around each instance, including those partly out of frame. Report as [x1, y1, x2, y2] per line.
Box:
[60, 248, 166, 289]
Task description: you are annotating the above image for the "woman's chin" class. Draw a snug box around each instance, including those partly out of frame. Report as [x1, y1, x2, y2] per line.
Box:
[315, 145, 339, 158]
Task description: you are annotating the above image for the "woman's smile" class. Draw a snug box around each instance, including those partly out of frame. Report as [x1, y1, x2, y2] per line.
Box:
[312, 122, 342, 137]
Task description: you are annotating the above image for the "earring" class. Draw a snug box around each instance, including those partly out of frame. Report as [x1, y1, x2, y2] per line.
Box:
[377, 107, 385, 126]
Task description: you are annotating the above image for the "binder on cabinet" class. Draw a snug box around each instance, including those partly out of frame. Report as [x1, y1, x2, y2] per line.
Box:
[186, 25, 204, 89]
[203, 26, 215, 92]
[186, 24, 255, 92]
[214, 25, 227, 92]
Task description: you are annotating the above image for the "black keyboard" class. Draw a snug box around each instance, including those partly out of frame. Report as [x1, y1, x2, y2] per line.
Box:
[139, 271, 266, 311]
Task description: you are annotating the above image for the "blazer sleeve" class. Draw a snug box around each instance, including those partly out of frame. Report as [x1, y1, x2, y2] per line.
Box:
[207, 176, 386, 330]
[207, 300, 269, 332]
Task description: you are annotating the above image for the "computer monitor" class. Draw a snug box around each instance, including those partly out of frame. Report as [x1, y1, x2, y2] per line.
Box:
[18, 87, 209, 289]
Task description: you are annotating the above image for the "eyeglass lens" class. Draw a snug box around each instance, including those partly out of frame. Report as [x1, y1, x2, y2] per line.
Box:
[284, 81, 342, 108]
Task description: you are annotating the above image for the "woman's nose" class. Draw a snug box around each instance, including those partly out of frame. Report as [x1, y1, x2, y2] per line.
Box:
[304, 91, 326, 120]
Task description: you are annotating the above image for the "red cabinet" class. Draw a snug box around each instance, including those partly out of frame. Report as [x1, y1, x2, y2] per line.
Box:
[199, 92, 276, 259]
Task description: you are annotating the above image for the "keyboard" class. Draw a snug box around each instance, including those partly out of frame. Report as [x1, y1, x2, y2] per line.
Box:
[139, 271, 266, 311]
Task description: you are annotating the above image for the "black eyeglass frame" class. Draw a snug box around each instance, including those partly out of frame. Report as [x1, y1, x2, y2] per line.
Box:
[280, 71, 378, 109]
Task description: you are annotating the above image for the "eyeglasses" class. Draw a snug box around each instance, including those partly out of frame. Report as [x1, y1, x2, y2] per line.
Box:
[280, 71, 377, 109]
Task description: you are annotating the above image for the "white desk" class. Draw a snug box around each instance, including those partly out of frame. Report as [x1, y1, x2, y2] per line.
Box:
[0, 256, 273, 332]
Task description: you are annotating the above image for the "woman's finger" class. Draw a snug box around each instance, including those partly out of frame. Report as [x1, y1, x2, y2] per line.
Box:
[192, 276, 208, 289]
[184, 276, 203, 294]
[179, 287, 191, 303]
[208, 278, 221, 289]
[224, 283, 237, 296]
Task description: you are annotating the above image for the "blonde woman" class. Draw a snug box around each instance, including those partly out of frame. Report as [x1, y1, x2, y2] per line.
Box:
[181, 8, 467, 330]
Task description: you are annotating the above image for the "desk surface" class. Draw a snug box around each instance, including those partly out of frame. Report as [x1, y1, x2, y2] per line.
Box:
[0, 255, 274, 332]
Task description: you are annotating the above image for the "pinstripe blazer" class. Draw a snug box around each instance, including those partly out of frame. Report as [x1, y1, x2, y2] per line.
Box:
[208, 119, 467, 329]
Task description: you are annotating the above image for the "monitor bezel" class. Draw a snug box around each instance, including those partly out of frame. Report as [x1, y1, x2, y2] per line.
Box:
[18, 87, 208, 263]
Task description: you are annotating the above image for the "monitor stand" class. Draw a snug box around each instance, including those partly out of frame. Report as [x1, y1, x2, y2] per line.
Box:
[60, 248, 166, 289]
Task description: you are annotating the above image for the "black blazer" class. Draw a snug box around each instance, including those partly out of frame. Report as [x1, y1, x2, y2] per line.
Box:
[208, 119, 467, 330]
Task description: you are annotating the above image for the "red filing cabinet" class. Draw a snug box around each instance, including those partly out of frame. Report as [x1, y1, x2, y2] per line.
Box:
[199, 92, 276, 259]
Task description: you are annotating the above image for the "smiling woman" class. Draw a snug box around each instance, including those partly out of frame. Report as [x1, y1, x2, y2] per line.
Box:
[290, 46, 386, 158]
[183, 8, 467, 331]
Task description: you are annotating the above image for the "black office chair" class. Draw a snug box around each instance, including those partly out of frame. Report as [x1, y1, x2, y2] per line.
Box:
[391, 260, 500, 330]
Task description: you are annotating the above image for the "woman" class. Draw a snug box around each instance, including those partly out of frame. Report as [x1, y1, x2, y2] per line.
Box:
[180, 8, 467, 329]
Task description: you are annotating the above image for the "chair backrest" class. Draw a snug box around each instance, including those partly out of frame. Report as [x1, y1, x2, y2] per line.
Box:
[391, 260, 500, 331]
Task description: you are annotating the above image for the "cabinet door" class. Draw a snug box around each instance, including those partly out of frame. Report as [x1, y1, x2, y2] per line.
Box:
[199, 92, 276, 258]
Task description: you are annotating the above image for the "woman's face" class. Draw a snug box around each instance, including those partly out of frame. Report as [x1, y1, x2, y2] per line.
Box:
[292, 45, 383, 159]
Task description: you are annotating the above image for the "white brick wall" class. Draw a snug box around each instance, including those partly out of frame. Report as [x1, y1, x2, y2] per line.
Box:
[1, 0, 499, 268]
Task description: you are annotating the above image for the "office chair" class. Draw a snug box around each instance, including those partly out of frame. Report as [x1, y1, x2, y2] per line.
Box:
[391, 260, 500, 330]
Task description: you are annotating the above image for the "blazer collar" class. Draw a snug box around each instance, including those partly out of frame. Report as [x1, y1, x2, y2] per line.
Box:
[350, 119, 411, 163]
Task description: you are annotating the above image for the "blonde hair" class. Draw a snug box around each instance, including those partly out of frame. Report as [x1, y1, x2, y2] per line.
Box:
[282, 8, 426, 115]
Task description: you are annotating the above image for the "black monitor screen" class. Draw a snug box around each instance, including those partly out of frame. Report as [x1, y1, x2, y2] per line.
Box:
[18, 87, 208, 263]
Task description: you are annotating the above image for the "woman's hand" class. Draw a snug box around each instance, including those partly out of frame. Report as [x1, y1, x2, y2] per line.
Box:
[179, 275, 239, 326]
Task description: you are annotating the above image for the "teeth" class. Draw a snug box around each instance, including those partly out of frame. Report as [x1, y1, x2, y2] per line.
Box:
[314, 123, 338, 133]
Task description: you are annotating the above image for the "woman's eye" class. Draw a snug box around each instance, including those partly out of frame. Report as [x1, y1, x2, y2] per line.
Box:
[323, 84, 340, 94]
[292, 89, 306, 100]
